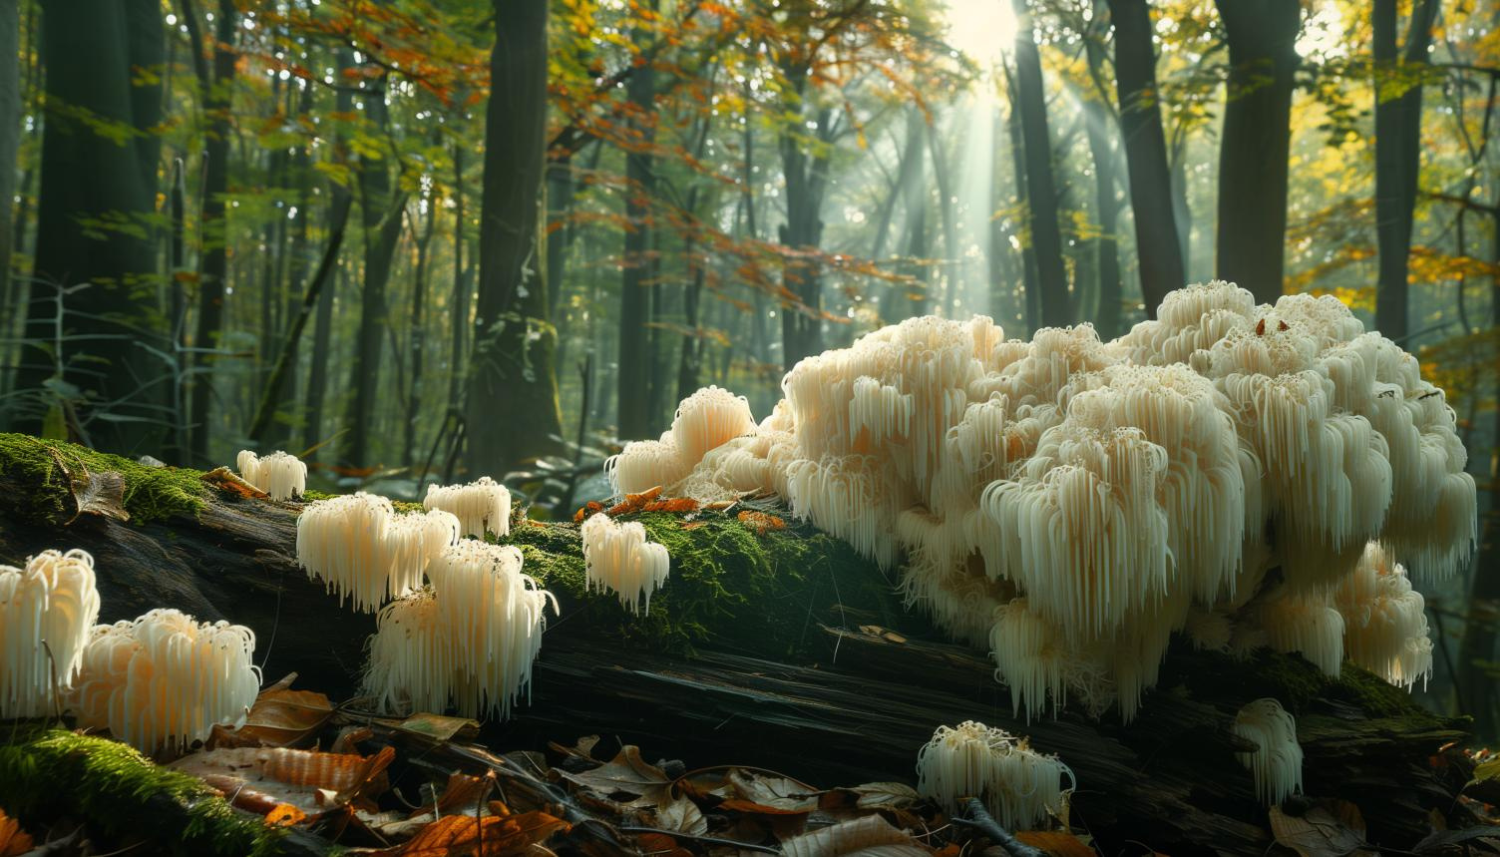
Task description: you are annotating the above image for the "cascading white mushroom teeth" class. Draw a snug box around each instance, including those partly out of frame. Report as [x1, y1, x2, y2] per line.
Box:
[70, 608, 260, 753]
[423, 476, 512, 539]
[235, 449, 307, 500]
[429, 541, 557, 721]
[363, 588, 454, 714]
[296, 493, 459, 613]
[637, 282, 1475, 724]
[915, 720, 1071, 831]
[671, 385, 757, 463]
[1333, 542, 1433, 690]
[580, 513, 672, 615]
[0, 548, 101, 718]
[1232, 698, 1304, 806]
[605, 434, 692, 499]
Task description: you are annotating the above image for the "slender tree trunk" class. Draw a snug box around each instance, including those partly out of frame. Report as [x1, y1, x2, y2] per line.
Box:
[1373, 0, 1440, 343]
[448, 142, 468, 416]
[777, 92, 830, 370]
[0, 0, 19, 364]
[927, 118, 961, 318]
[617, 20, 657, 440]
[546, 154, 573, 322]
[340, 75, 404, 469]
[1105, 0, 1183, 316]
[466, 0, 565, 476]
[1212, 0, 1301, 303]
[1011, 0, 1070, 328]
[15, 0, 164, 453]
[1083, 101, 1122, 339]
[403, 191, 437, 466]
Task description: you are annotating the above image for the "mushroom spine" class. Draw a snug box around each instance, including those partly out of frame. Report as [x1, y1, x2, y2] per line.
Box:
[915, 720, 1070, 832]
[580, 513, 672, 615]
[424, 476, 512, 538]
[0, 549, 101, 718]
[236, 450, 307, 501]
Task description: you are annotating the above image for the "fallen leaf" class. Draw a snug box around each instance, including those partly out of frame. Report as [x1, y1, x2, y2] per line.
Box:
[373, 811, 568, 856]
[653, 794, 708, 836]
[66, 468, 130, 524]
[722, 768, 820, 814]
[201, 465, 269, 499]
[1015, 830, 1096, 857]
[266, 804, 308, 827]
[781, 815, 925, 857]
[172, 746, 394, 812]
[216, 688, 335, 748]
[849, 782, 920, 811]
[634, 831, 693, 857]
[0, 809, 34, 857]
[396, 712, 482, 743]
[1270, 801, 1373, 857]
[558, 746, 673, 808]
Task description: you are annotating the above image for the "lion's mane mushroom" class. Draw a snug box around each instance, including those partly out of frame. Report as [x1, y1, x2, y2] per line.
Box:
[70, 609, 261, 753]
[642, 281, 1477, 723]
[236, 449, 307, 500]
[580, 513, 671, 615]
[0, 549, 101, 718]
[605, 386, 757, 499]
[427, 541, 557, 720]
[296, 493, 459, 613]
[1333, 542, 1433, 690]
[1231, 698, 1303, 806]
[915, 720, 1070, 832]
[362, 588, 454, 714]
[423, 476, 512, 538]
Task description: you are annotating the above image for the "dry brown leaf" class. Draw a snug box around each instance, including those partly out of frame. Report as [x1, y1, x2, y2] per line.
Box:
[850, 782, 920, 811]
[722, 768, 821, 814]
[653, 793, 708, 836]
[396, 712, 482, 743]
[375, 811, 568, 856]
[634, 832, 693, 857]
[172, 745, 394, 812]
[781, 815, 925, 857]
[1269, 801, 1374, 857]
[216, 689, 335, 748]
[66, 468, 130, 524]
[0, 809, 34, 857]
[1015, 830, 1096, 856]
[201, 465, 269, 499]
[267, 803, 308, 827]
[558, 746, 673, 808]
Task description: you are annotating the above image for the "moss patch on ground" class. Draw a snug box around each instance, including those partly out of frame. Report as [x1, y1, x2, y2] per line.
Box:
[0, 433, 207, 526]
[0, 725, 284, 856]
[505, 508, 907, 658]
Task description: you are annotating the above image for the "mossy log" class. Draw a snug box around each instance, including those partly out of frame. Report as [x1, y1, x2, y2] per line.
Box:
[0, 434, 1485, 856]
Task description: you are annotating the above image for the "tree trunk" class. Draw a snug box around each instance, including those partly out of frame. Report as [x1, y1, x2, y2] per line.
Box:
[340, 76, 403, 470]
[1105, 0, 1184, 317]
[447, 142, 468, 418]
[0, 434, 1484, 857]
[403, 190, 437, 467]
[617, 23, 657, 440]
[15, 0, 164, 454]
[1083, 98, 1123, 339]
[185, 0, 236, 464]
[0, 0, 18, 369]
[1011, 0, 1071, 329]
[1373, 0, 1440, 343]
[466, 0, 565, 477]
[777, 91, 831, 370]
[927, 118, 961, 318]
[1213, 0, 1301, 304]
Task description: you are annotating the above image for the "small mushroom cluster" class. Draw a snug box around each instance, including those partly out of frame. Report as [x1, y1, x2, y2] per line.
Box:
[296, 492, 460, 612]
[915, 720, 1069, 831]
[580, 513, 671, 615]
[1231, 698, 1304, 806]
[606, 385, 756, 498]
[236, 449, 307, 501]
[423, 476, 512, 539]
[0, 549, 101, 718]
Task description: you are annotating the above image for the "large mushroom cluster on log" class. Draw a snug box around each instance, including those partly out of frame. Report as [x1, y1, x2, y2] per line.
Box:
[0, 283, 1494, 856]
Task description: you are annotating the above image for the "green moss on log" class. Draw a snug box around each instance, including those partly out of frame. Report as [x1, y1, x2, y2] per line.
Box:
[0, 726, 284, 856]
[506, 509, 909, 657]
[0, 433, 207, 526]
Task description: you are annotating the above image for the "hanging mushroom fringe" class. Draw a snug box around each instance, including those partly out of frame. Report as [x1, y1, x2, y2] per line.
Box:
[69, 608, 261, 754]
[296, 492, 460, 613]
[236, 449, 307, 500]
[580, 513, 671, 615]
[423, 476, 512, 538]
[915, 720, 1071, 832]
[1231, 698, 1304, 806]
[637, 281, 1477, 723]
[0, 549, 101, 718]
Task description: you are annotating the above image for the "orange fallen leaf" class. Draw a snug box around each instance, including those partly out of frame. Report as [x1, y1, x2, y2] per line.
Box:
[0, 809, 34, 857]
[266, 804, 308, 827]
[380, 811, 569, 856]
[1015, 830, 1096, 856]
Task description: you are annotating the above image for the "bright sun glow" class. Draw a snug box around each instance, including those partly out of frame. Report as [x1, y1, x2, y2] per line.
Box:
[943, 0, 1020, 67]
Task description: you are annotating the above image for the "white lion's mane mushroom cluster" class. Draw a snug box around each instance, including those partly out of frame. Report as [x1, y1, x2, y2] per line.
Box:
[296, 492, 461, 612]
[0, 549, 102, 718]
[915, 720, 1070, 831]
[1231, 698, 1304, 806]
[236, 449, 307, 501]
[70, 608, 262, 753]
[424, 476, 512, 539]
[649, 282, 1475, 722]
[580, 512, 672, 615]
[362, 541, 556, 720]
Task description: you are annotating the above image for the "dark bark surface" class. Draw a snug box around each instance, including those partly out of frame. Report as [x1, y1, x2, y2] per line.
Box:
[1011, 0, 1071, 329]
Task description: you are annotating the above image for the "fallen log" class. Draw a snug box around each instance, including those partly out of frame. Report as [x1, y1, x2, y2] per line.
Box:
[0, 434, 1486, 855]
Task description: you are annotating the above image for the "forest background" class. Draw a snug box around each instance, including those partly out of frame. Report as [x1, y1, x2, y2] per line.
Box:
[0, 0, 1497, 738]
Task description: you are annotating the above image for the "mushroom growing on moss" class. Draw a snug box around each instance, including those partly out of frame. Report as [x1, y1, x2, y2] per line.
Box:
[362, 588, 454, 714]
[915, 720, 1070, 832]
[296, 493, 460, 612]
[236, 450, 307, 501]
[0, 549, 101, 718]
[70, 609, 261, 753]
[580, 512, 671, 615]
[1231, 698, 1303, 806]
[423, 476, 512, 538]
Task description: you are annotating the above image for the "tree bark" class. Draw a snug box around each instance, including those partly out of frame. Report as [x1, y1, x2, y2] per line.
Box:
[1213, 0, 1301, 304]
[1373, 0, 1440, 343]
[0, 0, 18, 366]
[466, 0, 565, 477]
[1105, 0, 1184, 317]
[777, 90, 831, 370]
[447, 142, 468, 418]
[15, 0, 165, 454]
[617, 12, 658, 441]
[0, 434, 1483, 857]
[1011, 0, 1071, 329]
[403, 188, 438, 467]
